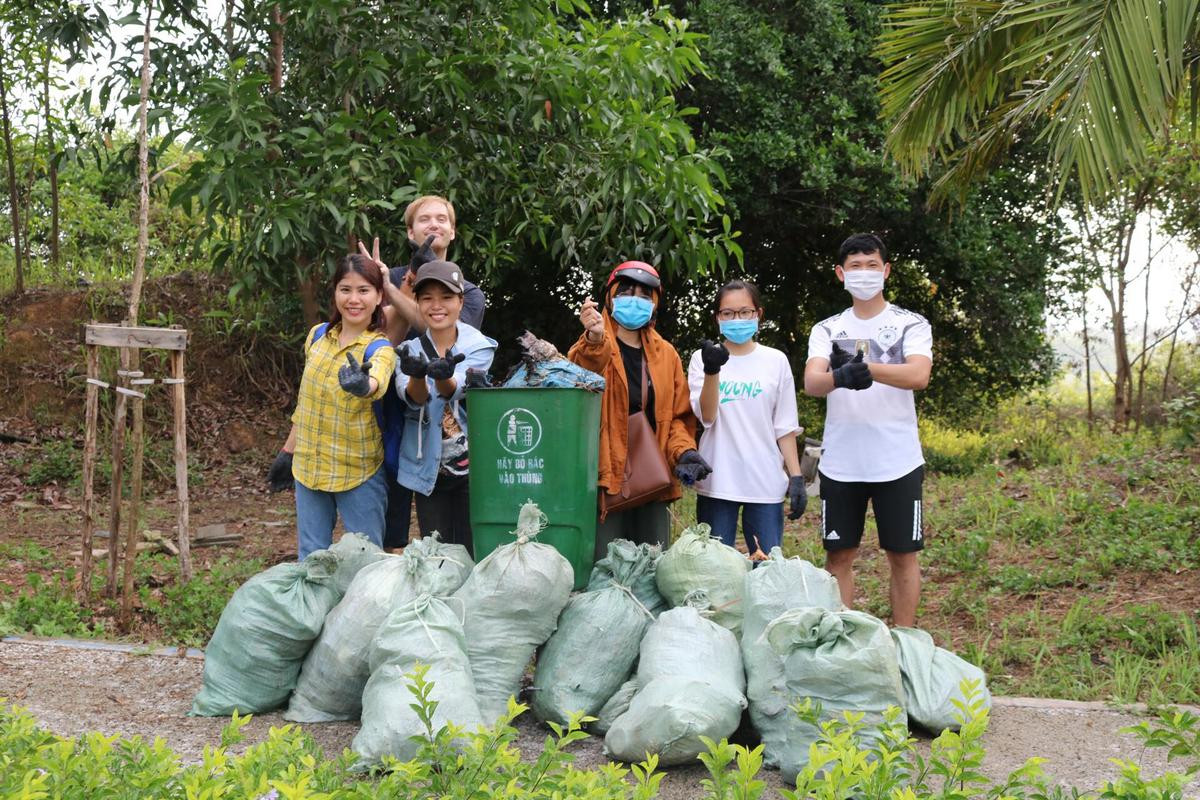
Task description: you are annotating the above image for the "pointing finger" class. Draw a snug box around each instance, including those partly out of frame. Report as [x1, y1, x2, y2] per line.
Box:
[372, 236, 381, 262]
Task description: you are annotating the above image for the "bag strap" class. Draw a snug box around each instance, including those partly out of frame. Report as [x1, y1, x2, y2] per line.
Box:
[418, 332, 441, 361]
[639, 348, 649, 409]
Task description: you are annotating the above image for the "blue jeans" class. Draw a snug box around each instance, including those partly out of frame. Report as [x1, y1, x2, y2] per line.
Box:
[295, 467, 387, 559]
[696, 495, 783, 554]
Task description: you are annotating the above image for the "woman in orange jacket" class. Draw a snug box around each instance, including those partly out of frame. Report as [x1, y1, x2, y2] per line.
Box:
[568, 261, 711, 560]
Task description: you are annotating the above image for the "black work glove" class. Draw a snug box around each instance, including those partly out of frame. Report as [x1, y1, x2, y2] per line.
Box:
[700, 339, 729, 375]
[338, 352, 373, 397]
[830, 342, 854, 370]
[408, 234, 437, 271]
[427, 352, 466, 381]
[464, 368, 490, 389]
[397, 348, 429, 378]
[674, 449, 712, 486]
[787, 475, 807, 520]
[832, 351, 872, 390]
[267, 450, 294, 492]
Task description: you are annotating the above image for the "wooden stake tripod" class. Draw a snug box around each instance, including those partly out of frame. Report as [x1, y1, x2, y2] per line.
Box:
[79, 323, 192, 620]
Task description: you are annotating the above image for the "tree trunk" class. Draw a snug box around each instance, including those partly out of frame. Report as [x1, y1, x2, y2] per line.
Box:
[270, 5, 285, 93]
[225, 0, 235, 57]
[1133, 243, 1152, 433]
[1082, 293, 1094, 431]
[297, 255, 320, 328]
[43, 50, 59, 267]
[0, 41, 23, 293]
[127, 6, 153, 325]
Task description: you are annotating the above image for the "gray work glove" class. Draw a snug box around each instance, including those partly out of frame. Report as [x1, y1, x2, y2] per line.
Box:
[674, 449, 712, 486]
[701, 339, 729, 375]
[267, 450, 293, 492]
[427, 352, 466, 381]
[397, 348, 429, 379]
[338, 352, 373, 397]
[787, 475, 807, 520]
[832, 351, 872, 390]
[408, 234, 437, 271]
[830, 342, 854, 370]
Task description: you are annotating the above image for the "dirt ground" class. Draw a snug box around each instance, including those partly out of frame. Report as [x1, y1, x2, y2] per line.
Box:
[1, 638, 1197, 798]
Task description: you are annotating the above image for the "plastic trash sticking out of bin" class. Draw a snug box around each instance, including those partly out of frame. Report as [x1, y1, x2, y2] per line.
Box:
[501, 331, 605, 391]
[467, 386, 601, 589]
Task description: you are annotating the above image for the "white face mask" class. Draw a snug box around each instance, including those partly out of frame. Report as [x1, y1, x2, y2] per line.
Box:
[843, 269, 885, 301]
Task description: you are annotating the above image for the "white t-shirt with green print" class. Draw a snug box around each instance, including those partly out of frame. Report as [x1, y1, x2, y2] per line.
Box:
[687, 343, 801, 504]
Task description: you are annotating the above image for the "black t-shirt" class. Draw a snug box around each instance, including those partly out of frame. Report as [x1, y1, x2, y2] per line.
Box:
[617, 339, 656, 430]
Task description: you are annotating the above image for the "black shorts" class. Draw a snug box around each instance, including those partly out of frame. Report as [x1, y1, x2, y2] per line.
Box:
[818, 465, 924, 553]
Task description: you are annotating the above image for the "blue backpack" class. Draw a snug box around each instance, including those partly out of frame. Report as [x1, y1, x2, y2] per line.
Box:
[310, 323, 404, 475]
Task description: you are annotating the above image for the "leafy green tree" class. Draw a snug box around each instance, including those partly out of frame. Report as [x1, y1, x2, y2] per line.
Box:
[877, 0, 1200, 206]
[154, 0, 738, 325]
[631, 0, 1068, 422]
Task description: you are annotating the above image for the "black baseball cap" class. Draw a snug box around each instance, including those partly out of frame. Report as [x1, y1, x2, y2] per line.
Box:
[413, 260, 466, 294]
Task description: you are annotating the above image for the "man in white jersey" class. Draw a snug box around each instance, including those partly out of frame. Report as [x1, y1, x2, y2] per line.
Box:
[803, 233, 932, 626]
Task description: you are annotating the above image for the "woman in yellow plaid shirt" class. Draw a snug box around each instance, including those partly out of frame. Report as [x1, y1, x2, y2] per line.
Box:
[270, 254, 397, 558]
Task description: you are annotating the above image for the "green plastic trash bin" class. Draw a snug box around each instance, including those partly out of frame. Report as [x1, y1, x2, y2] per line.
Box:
[468, 387, 601, 589]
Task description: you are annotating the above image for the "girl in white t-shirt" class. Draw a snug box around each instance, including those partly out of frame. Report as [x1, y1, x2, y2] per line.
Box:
[687, 280, 806, 558]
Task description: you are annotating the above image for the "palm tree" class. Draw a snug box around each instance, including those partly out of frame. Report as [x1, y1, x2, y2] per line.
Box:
[877, 0, 1200, 206]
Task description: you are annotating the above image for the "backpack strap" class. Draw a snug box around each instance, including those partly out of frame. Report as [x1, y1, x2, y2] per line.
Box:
[363, 336, 390, 361]
[309, 322, 331, 349]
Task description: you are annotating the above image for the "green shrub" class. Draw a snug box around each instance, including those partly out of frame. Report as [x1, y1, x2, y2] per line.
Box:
[1164, 391, 1200, 447]
[138, 555, 264, 647]
[25, 440, 79, 486]
[0, 572, 102, 639]
[1, 677, 1196, 799]
[920, 419, 993, 475]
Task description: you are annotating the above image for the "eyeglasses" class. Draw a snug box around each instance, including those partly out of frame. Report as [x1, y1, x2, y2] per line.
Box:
[717, 308, 758, 321]
[614, 284, 653, 298]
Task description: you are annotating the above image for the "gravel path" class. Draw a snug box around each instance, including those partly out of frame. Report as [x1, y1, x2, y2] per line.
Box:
[1, 638, 1196, 798]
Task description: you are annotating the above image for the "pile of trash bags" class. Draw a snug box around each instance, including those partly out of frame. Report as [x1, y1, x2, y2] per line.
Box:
[192, 512, 990, 775]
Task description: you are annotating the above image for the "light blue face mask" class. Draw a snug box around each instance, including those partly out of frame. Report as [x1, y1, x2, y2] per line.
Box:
[611, 295, 654, 330]
[719, 319, 758, 344]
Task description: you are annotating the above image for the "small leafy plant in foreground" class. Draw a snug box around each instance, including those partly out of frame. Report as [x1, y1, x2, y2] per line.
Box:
[1, 677, 1198, 799]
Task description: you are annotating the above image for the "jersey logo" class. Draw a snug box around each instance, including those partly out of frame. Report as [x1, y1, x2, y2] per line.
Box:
[834, 330, 847, 339]
[877, 325, 898, 348]
[824, 530, 840, 540]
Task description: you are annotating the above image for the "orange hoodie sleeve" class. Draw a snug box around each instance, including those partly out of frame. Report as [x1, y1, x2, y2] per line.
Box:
[664, 345, 699, 467]
[567, 330, 613, 374]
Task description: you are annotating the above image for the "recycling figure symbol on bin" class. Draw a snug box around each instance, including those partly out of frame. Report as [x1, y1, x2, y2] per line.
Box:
[498, 408, 543, 455]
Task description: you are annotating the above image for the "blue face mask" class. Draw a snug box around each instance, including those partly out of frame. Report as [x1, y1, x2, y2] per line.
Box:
[719, 319, 758, 344]
[611, 295, 654, 330]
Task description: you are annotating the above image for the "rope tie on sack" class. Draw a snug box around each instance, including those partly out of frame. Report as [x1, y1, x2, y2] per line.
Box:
[412, 596, 444, 654]
[612, 581, 653, 619]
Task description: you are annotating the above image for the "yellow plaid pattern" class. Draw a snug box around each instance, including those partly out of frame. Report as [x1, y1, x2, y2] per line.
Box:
[292, 324, 397, 492]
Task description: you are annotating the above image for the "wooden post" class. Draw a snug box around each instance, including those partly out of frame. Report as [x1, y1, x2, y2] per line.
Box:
[121, 352, 145, 623]
[78, 343, 100, 602]
[170, 349, 192, 581]
[106, 347, 130, 597]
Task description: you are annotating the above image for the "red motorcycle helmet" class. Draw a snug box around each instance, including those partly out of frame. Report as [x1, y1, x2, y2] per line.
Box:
[605, 261, 662, 295]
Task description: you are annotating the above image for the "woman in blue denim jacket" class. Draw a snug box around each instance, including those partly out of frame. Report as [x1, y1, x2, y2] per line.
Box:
[393, 260, 497, 555]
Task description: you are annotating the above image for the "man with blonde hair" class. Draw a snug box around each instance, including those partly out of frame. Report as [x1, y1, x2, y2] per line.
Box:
[361, 194, 485, 343]
[356, 194, 487, 551]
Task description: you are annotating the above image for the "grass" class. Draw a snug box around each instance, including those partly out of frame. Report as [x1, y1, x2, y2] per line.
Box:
[660, 400, 1200, 706]
[0, 550, 264, 646]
